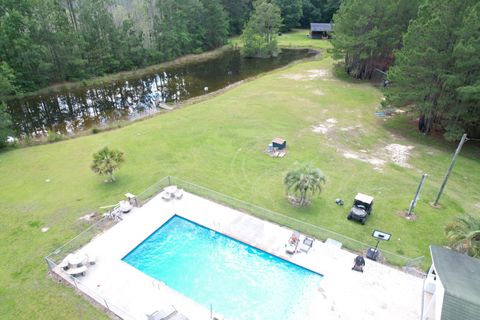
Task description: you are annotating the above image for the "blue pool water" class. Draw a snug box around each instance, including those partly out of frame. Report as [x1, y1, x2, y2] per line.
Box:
[123, 215, 322, 320]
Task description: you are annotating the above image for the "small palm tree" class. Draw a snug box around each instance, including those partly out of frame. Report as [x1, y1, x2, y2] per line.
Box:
[445, 214, 480, 258]
[284, 164, 326, 207]
[91, 147, 125, 182]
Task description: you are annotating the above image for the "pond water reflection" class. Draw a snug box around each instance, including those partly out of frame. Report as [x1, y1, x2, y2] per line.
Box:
[8, 49, 315, 135]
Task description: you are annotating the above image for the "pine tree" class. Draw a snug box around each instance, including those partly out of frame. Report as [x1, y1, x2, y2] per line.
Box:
[332, 0, 418, 79]
[222, 0, 253, 35]
[387, 0, 479, 138]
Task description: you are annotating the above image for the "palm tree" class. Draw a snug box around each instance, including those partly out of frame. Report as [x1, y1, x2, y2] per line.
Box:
[91, 147, 125, 182]
[445, 214, 480, 258]
[284, 164, 326, 207]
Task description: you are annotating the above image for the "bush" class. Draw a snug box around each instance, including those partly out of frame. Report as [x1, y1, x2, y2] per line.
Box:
[47, 130, 64, 143]
[0, 103, 13, 149]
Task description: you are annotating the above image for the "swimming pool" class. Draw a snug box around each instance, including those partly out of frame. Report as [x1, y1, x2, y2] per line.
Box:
[123, 215, 322, 320]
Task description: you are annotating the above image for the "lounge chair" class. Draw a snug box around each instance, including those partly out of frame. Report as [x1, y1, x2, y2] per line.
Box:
[161, 191, 172, 201]
[66, 265, 87, 277]
[84, 254, 96, 265]
[174, 188, 183, 200]
[146, 305, 177, 320]
[285, 231, 300, 254]
[299, 237, 314, 253]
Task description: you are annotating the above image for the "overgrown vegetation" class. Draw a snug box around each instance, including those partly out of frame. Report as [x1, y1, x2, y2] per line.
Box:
[445, 214, 480, 258]
[0, 103, 12, 148]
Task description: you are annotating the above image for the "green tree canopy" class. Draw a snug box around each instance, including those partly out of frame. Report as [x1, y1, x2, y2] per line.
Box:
[0, 62, 17, 99]
[0, 103, 13, 149]
[284, 163, 326, 207]
[275, 0, 302, 32]
[386, 0, 480, 138]
[241, 0, 282, 58]
[332, 0, 418, 79]
[300, 0, 340, 27]
[91, 147, 125, 182]
[222, 0, 253, 35]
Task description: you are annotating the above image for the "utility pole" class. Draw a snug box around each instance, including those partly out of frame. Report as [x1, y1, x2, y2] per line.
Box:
[408, 173, 427, 215]
[433, 133, 468, 206]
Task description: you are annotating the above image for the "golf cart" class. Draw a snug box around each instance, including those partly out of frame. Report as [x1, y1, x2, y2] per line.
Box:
[347, 193, 374, 225]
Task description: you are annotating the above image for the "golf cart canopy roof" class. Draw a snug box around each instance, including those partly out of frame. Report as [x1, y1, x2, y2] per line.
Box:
[355, 193, 374, 204]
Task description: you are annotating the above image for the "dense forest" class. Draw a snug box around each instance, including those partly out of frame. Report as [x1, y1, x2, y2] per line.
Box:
[0, 0, 337, 96]
[332, 0, 480, 139]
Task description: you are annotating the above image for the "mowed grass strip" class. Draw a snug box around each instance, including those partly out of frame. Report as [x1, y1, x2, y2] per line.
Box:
[1, 47, 479, 318]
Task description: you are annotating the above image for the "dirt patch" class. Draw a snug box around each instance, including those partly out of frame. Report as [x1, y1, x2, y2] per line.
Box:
[281, 73, 306, 81]
[397, 211, 418, 221]
[312, 118, 337, 135]
[312, 89, 324, 96]
[306, 69, 331, 79]
[340, 125, 362, 132]
[312, 125, 330, 134]
[79, 212, 99, 222]
[281, 69, 330, 81]
[385, 144, 414, 168]
[342, 151, 386, 171]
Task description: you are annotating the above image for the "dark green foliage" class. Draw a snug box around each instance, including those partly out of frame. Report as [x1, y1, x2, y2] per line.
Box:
[300, 0, 340, 26]
[222, 0, 253, 35]
[275, 0, 302, 32]
[387, 0, 480, 139]
[0, 62, 17, 99]
[445, 214, 480, 257]
[242, 0, 282, 58]
[201, 0, 230, 48]
[332, 0, 418, 79]
[0, 0, 229, 94]
[0, 103, 13, 148]
[91, 146, 125, 182]
[284, 163, 326, 207]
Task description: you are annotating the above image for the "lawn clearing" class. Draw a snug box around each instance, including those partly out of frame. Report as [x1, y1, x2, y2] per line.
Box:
[0, 35, 479, 319]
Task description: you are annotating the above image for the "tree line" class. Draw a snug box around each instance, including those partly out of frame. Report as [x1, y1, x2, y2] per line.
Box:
[0, 0, 339, 97]
[332, 0, 480, 140]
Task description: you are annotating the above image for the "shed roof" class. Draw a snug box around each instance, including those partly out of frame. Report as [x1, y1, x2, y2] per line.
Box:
[310, 23, 333, 32]
[355, 193, 374, 204]
[430, 245, 480, 319]
[272, 137, 286, 144]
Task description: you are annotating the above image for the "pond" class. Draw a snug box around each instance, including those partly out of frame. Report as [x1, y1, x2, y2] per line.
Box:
[7, 49, 316, 136]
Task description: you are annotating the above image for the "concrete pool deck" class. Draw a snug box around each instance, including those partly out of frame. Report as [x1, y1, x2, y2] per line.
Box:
[54, 189, 423, 320]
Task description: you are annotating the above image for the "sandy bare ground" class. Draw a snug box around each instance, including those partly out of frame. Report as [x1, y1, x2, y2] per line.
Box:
[312, 118, 415, 170]
[281, 69, 331, 81]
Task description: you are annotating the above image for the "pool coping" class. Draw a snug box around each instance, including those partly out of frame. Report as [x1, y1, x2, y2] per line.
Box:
[51, 188, 424, 320]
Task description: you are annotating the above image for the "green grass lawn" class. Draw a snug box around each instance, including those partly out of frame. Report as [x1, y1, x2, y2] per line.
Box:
[231, 28, 333, 50]
[1, 32, 479, 319]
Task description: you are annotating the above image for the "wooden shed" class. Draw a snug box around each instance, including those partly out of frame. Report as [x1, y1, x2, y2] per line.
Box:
[310, 23, 333, 39]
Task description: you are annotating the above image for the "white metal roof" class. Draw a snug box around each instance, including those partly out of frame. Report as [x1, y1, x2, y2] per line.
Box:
[355, 193, 374, 204]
